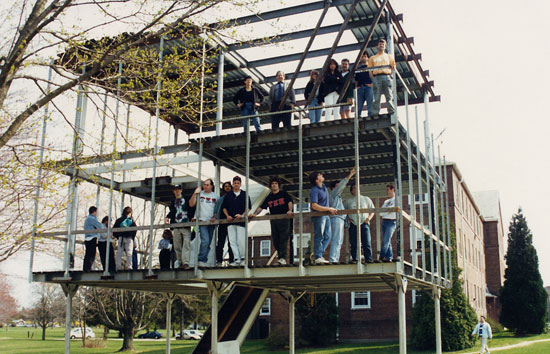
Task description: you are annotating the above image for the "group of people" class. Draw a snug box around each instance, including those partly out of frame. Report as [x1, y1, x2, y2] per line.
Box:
[83, 206, 138, 272]
[233, 38, 396, 132]
[82, 169, 398, 271]
[308, 168, 397, 264]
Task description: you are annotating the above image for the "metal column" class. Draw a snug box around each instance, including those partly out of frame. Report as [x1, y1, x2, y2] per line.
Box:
[62, 284, 77, 354]
[104, 62, 123, 276]
[423, 92, 434, 281]
[216, 50, 224, 136]
[443, 156, 453, 284]
[298, 107, 304, 275]
[195, 33, 206, 275]
[415, 107, 426, 279]
[289, 292, 306, 354]
[396, 276, 407, 354]
[353, 88, 362, 272]
[149, 36, 165, 276]
[404, 92, 416, 272]
[29, 61, 53, 281]
[211, 287, 219, 354]
[165, 294, 175, 354]
[431, 134, 441, 284]
[434, 286, 442, 354]
[438, 146, 448, 283]
[95, 91, 108, 207]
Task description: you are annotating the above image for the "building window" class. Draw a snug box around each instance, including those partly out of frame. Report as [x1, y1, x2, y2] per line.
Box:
[293, 233, 311, 257]
[414, 193, 429, 204]
[260, 298, 271, 316]
[351, 292, 371, 309]
[260, 240, 271, 257]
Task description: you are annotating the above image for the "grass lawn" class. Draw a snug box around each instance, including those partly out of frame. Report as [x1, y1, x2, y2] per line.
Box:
[1, 327, 549, 353]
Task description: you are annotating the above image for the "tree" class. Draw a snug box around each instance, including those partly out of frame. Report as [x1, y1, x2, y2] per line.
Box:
[0, 0, 255, 264]
[499, 209, 548, 335]
[30, 283, 66, 340]
[411, 218, 477, 351]
[0, 273, 18, 324]
[295, 293, 338, 347]
[91, 288, 160, 351]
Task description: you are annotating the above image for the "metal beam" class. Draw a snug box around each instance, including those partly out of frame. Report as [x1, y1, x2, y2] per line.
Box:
[78, 154, 200, 174]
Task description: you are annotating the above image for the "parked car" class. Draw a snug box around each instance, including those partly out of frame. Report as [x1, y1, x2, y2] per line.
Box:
[69, 327, 95, 339]
[137, 331, 163, 339]
[176, 329, 203, 340]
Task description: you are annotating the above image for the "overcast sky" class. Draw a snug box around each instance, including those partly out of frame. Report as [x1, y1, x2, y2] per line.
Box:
[391, 0, 550, 286]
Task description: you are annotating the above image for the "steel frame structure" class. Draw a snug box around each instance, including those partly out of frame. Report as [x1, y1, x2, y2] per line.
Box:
[28, 1, 450, 353]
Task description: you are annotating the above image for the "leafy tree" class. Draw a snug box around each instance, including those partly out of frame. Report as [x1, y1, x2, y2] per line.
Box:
[295, 293, 338, 347]
[499, 209, 548, 335]
[411, 217, 477, 351]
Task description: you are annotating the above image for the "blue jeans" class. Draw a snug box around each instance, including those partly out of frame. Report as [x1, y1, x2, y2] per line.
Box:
[312, 215, 331, 259]
[357, 85, 373, 118]
[308, 98, 323, 123]
[349, 222, 372, 262]
[242, 102, 261, 132]
[198, 225, 215, 262]
[329, 217, 345, 262]
[380, 219, 396, 260]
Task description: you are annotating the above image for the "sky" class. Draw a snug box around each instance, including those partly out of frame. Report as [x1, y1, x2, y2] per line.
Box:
[3, 0, 550, 309]
[390, 0, 550, 286]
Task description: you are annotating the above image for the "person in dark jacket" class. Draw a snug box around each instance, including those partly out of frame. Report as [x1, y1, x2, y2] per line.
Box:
[158, 229, 174, 270]
[113, 206, 137, 270]
[339, 58, 354, 119]
[215, 181, 235, 266]
[304, 70, 324, 123]
[322, 59, 343, 121]
[165, 184, 192, 269]
[233, 76, 264, 132]
[221, 176, 252, 266]
[269, 71, 296, 129]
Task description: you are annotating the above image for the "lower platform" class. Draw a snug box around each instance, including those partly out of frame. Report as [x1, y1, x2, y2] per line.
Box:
[33, 261, 440, 295]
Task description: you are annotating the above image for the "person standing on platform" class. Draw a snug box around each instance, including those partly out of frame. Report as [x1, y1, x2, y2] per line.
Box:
[471, 315, 492, 354]
[379, 184, 397, 262]
[304, 70, 324, 123]
[328, 168, 355, 263]
[355, 52, 373, 117]
[189, 179, 219, 267]
[269, 71, 296, 129]
[322, 59, 343, 121]
[309, 171, 337, 264]
[83, 206, 103, 272]
[233, 76, 264, 132]
[215, 181, 234, 266]
[166, 185, 191, 270]
[344, 184, 374, 263]
[339, 59, 354, 119]
[222, 176, 252, 266]
[251, 177, 294, 265]
[113, 206, 137, 270]
[99, 216, 116, 273]
[368, 38, 396, 116]
[158, 229, 174, 270]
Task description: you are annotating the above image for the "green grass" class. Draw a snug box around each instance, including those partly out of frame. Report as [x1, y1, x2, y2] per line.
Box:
[0, 327, 549, 353]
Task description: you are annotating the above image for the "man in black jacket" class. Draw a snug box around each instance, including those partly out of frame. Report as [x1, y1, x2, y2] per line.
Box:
[222, 176, 251, 266]
[113, 206, 137, 270]
[165, 185, 192, 269]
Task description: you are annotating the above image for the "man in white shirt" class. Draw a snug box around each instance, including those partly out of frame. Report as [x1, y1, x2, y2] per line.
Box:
[379, 184, 397, 262]
[344, 184, 374, 263]
[190, 179, 219, 267]
[471, 315, 492, 354]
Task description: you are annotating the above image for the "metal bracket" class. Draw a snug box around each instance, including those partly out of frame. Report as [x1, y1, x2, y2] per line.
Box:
[60, 283, 78, 297]
[395, 275, 408, 293]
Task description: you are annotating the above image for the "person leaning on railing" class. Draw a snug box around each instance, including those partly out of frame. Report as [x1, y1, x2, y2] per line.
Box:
[250, 177, 294, 265]
[165, 184, 192, 270]
[304, 70, 324, 123]
[233, 76, 264, 132]
[309, 171, 337, 264]
[344, 184, 375, 264]
[355, 52, 374, 118]
[189, 179, 219, 268]
[328, 168, 355, 263]
[379, 184, 397, 262]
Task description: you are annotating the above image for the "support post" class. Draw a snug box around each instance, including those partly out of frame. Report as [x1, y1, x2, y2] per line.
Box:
[95, 91, 108, 207]
[29, 60, 53, 281]
[431, 134, 441, 284]
[61, 284, 78, 354]
[298, 108, 304, 275]
[423, 92, 434, 281]
[443, 156, 453, 285]
[415, 106, 426, 279]
[396, 275, 407, 354]
[165, 294, 175, 354]
[149, 36, 165, 276]
[288, 291, 306, 354]
[195, 33, 206, 275]
[353, 88, 362, 273]
[438, 145, 447, 283]
[216, 50, 224, 136]
[405, 91, 416, 273]
[211, 286, 220, 354]
[433, 286, 442, 354]
[244, 116, 250, 274]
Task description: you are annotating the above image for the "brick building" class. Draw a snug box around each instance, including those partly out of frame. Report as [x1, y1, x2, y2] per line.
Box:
[249, 162, 506, 341]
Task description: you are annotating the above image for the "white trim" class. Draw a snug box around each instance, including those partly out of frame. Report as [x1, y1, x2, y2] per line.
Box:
[260, 240, 271, 257]
[351, 291, 371, 309]
[259, 297, 271, 316]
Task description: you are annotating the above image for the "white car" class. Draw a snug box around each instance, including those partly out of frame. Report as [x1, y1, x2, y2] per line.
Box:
[69, 327, 95, 339]
[183, 329, 203, 340]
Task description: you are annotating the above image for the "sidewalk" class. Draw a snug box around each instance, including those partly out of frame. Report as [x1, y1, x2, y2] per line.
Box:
[462, 338, 550, 353]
